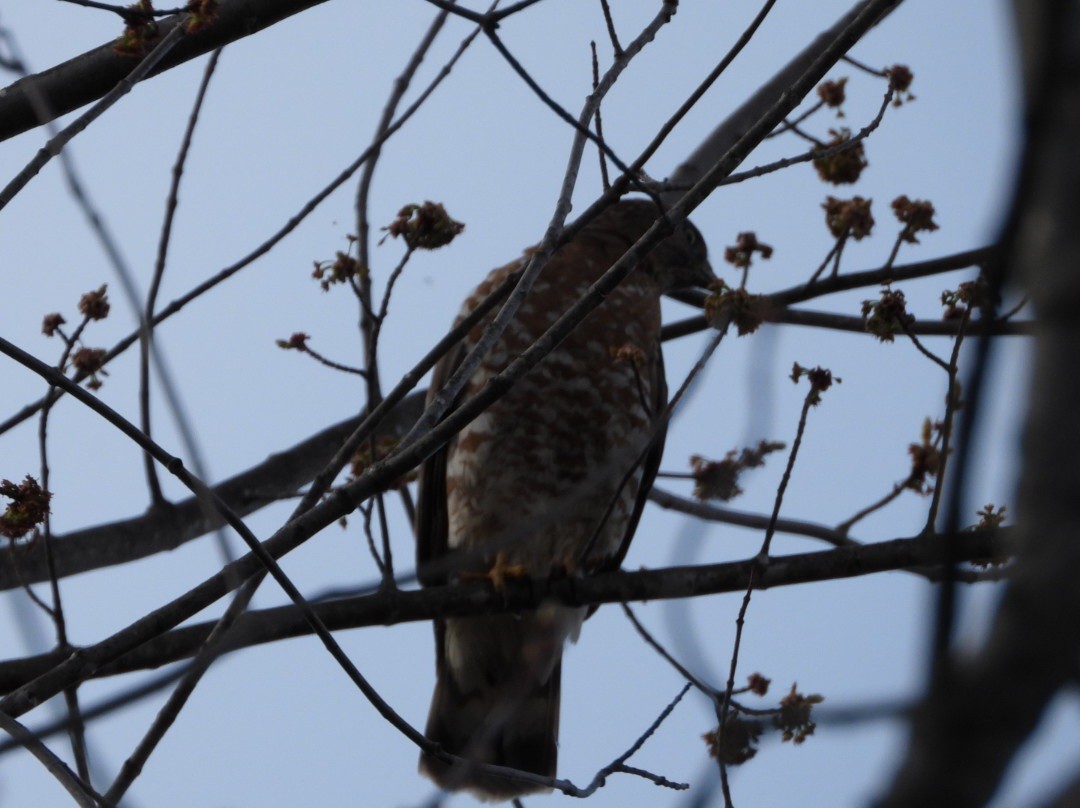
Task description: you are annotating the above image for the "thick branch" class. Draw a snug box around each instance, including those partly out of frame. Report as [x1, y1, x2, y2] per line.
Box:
[0, 393, 423, 591]
[0, 0, 947, 594]
[0, 530, 1005, 693]
[666, 247, 995, 310]
[768, 309, 1030, 336]
[1, 245, 1001, 591]
[0, 0, 331, 142]
[661, 247, 998, 339]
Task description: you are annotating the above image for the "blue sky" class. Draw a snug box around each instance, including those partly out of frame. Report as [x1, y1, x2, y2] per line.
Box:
[1, 1, 1075, 806]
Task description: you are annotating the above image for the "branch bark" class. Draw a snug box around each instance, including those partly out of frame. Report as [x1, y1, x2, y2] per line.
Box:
[0, 394, 423, 591]
[0, 0, 932, 591]
[0, 529, 1005, 694]
[0, 245, 997, 591]
[0, 0, 331, 142]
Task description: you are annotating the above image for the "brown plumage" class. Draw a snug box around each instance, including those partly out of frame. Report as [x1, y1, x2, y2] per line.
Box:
[415, 199, 713, 801]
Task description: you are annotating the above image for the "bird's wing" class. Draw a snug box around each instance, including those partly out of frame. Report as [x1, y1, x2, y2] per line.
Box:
[601, 340, 668, 573]
[414, 339, 467, 588]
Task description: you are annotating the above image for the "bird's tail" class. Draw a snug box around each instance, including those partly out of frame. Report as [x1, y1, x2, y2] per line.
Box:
[419, 650, 561, 801]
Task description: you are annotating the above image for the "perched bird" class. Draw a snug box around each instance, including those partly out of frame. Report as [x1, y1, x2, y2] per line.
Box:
[415, 198, 714, 801]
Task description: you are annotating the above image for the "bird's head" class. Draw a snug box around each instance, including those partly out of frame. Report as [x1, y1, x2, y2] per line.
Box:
[648, 215, 715, 292]
[588, 198, 715, 293]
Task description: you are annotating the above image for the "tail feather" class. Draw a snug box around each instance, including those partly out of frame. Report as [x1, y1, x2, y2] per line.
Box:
[419, 632, 562, 801]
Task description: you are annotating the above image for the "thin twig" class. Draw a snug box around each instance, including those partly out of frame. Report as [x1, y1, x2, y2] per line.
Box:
[598, 0, 623, 55]
[0, 529, 1007, 693]
[766, 99, 826, 139]
[401, 2, 680, 451]
[924, 309, 971, 534]
[483, 25, 643, 187]
[631, 0, 780, 202]
[139, 48, 222, 507]
[841, 53, 887, 77]
[374, 492, 395, 591]
[0, 12, 488, 437]
[0, 22, 187, 211]
[900, 319, 951, 372]
[717, 375, 825, 804]
[622, 604, 719, 697]
[0, 338, 428, 764]
[102, 576, 261, 803]
[650, 487, 854, 547]
[590, 41, 611, 191]
[881, 232, 906, 272]
[356, 7, 451, 409]
[0, 711, 102, 808]
[289, 341, 368, 377]
[567, 685, 692, 796]
[807, 238, 844, 284]
[38, 323, 91, 783]
[57, 0, 186, 16]
[835, 482, 908, 535]
[418, 0, 489, 24]
[490, 0, 546, 22]
[360, 501, 386, 577]
[371, 247, 417, 351]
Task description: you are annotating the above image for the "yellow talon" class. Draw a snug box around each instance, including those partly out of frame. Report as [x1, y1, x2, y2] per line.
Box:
[459, 552, 528, 591]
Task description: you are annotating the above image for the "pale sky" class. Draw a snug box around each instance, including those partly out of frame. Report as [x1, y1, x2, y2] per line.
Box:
[1, 2, 1075, 806]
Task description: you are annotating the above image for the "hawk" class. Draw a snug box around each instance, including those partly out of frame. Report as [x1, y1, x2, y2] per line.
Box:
[416, 198, 713, 800]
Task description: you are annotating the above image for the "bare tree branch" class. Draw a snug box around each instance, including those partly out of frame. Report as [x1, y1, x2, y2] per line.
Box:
[0, 0, 335, 142]
[138, 48, 223, 510]
[1, 243, 1003, 593]
[0, 337, 446, 766]
[0, 711, 101, 807]
[0, 394, 424, 591]
[0, 529, 1006, 693]
[0, 7, 482, 439]
[0, 22, 187, 211]
[0, 1, 1035, 804]
[650, 487, 858, 547]
[765, 309, 1030, 337]
[667, 0, 900, 193]
[0, 667, 187, 757]
[663, 246, 996, 326]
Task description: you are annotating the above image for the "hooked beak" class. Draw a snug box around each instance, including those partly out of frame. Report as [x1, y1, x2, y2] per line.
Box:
[694, 258, 718, 289]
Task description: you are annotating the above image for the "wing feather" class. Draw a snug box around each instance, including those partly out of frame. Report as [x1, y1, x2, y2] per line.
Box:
[414, 341, 466, 587]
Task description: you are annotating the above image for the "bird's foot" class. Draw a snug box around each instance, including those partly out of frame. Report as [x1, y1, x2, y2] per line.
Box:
[459, 552, 529, 591]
